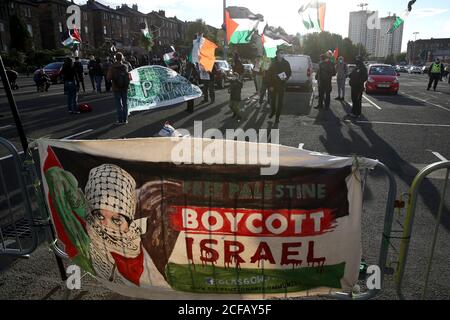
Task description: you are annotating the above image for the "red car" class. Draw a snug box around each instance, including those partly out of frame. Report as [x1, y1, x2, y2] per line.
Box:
[365, 64, 400, 95]
[34, 62, 64, 84]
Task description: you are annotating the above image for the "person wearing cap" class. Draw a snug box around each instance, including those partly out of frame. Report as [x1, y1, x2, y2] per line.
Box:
[85, 164, 170, 288]
[349, 56, 368, 118]
[427, 58, 445, 91]
[315, 53, 336, 109]
[267, 48, 292, 123]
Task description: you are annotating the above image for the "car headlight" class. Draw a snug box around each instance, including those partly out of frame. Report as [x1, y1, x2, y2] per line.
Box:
[393, 78, 399, 84]
[367, 77, 375, 83]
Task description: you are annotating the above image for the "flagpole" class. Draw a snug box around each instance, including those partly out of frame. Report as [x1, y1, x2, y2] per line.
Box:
[223, 0, 228, 61]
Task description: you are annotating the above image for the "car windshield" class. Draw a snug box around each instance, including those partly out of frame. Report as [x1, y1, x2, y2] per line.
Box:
[216, 61, 229, 69]
[370, 66, 396, 76]
[45, 63, 62, 70]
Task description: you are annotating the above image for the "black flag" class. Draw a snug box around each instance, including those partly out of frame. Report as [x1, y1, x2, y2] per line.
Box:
[407, 0, 417, 12]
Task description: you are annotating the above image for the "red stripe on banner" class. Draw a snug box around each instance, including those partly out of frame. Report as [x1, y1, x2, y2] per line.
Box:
[170, 206, 338, 237]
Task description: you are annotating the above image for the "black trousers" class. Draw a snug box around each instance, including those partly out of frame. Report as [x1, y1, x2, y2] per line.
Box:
[351, 89, 363, 116]
[427, 74, 440, 90]
[202, 80, 215, 102]
[270, 88, 285, 120]
[318, 84, 331, 108]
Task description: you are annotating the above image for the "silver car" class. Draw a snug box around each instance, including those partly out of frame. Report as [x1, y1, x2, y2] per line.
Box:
[283, 54, 313, 92]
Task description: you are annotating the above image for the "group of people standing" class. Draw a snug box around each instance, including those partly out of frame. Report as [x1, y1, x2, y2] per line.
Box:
[315, 52, 368, 118]
[61, 52, 131, 124]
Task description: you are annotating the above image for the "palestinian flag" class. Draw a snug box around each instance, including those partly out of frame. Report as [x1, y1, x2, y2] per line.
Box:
[61, 30, 80, 47]
[225, 6, 264, 44]
[387, 16, 404, 34]
[298, 0, 326, 32]
[262, 30, 291, 58]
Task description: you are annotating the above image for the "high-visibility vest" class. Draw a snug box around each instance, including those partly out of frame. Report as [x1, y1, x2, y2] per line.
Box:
[431, 63, 442, 74]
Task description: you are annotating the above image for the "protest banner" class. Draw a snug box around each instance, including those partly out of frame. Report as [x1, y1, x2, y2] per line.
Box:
[127, 66, 202, 115]
[38, 138, 377, 299]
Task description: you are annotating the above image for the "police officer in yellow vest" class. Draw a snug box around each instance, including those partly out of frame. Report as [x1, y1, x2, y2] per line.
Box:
[427, 58, 445, 91]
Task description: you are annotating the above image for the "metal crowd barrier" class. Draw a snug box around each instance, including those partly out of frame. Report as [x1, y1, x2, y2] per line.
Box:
[395, 161, 450, 300]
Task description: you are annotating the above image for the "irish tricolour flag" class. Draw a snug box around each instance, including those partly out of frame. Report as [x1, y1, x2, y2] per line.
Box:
[226, 6, 264, 44]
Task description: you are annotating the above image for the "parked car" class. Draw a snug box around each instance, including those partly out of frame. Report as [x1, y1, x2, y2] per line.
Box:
[365, 64, 399, 95]
[35, 62, 64, 84]
[242, 64, 254, 80]
[396, 65, 408, 73]
[283, 54, 313, 92]
[408, 65, 422, 74]
[214, 60, 233, 89]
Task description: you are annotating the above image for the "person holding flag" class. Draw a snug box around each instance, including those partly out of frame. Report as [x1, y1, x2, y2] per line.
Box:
[315, 53, 335, 110]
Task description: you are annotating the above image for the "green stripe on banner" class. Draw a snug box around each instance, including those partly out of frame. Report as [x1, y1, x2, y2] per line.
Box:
[265, 47, 278, 58]
[229, 30, 253, 44]
[388, 16, 404, 34]
[166, 262, 346, 294]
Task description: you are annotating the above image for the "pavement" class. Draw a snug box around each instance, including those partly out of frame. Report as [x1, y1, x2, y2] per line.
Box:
[0, 73, 449, 300]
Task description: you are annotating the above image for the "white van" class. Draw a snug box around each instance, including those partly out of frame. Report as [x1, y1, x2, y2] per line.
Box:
[283, 54, 313, 92]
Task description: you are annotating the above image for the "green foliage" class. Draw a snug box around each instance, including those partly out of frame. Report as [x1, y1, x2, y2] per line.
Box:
[384, 54, 396, 65]
[299, 32, 368, 63]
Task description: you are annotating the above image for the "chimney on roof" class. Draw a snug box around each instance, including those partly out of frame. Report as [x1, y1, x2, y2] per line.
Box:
[132, 4, 138, 11]
[159, 10, 165, 17]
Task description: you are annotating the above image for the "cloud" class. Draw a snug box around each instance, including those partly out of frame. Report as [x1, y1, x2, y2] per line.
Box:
[410, 8, 448, 18]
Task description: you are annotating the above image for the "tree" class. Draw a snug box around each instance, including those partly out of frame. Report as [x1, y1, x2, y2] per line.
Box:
[395, 52, 407, 64]
[9, 15, 32, 52]
[384, 54, 396, 65]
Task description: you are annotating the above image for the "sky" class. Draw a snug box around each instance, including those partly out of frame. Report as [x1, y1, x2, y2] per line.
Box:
[75, 0, 450, 52]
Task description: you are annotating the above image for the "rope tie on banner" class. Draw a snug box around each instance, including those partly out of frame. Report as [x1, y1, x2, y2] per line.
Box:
[352, 156, 362, 183]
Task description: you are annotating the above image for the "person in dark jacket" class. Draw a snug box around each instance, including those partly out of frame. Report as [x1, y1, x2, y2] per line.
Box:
[232, 53, 245, 79]
[267, 49, 292, 123]
[107, 52, 131, 125]
[73, 57, 85, 93]
[93, 58, 104, 93]
[349, 56, 368, 118]
[88, 56, 96, 91]
[6, 68, 19, 90]
[60, 58, 80, 114]
[102, 57, 113, 92]
[315, 54, 336, 109]
[427, 58, 445, 91]
[228, 73, 246, 121]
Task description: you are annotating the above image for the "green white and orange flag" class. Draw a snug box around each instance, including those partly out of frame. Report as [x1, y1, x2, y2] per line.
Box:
[191, 35, 218, 72]
[298, 0, 326, 32]
[225, 6, 264, 44]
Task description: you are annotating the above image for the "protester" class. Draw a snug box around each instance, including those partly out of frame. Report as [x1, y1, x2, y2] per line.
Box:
[253, 56, 263, 96]
[349, 56, 368, 118]
[427, 58, 445, 91]
[60, 57, 80, 114]
[33, 69, 51, 92]
[267, 49, 292, 123]
[200, 63, 216, 104]
[335, 56, 348, 101]
[315, 53, 335, 109]
[259, 56, 272, 106]
[93, 58, 104, 93]
[88, 55, 97, 91]
[102, 57, 113, 93]
[107, 52, 131, 125]
[6, 67, 19, 90]
[228, 72, 246, 121]
[73, 57, 85, 93]
[232, 53, 245, 79]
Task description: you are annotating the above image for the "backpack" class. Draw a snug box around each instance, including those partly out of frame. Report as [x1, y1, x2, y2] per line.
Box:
[78, 103, 92, 113]
[113, 64, 130, 90]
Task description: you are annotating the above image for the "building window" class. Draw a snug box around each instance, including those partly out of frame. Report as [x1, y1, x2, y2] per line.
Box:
[9, 3, 14, 9]
[27, 24, 33, 37]
[84, 13, 88, 21]
[0, 22, 4, 32]
[58, 22, 63, 33]
[84, 26, 88, 34]
[104, 26, 107, 35]
[26, 7, 31, 18]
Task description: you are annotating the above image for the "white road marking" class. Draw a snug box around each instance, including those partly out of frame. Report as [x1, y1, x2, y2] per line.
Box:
[400, 91, 450, 112]
[61, 129, 94, 141]
[430, 151, 448, 162]
[355, 121, 450, 128]
[362, 95, 382, 110]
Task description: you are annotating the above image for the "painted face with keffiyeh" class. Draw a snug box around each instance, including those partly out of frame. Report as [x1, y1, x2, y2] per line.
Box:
[84, 164, 144, 260]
